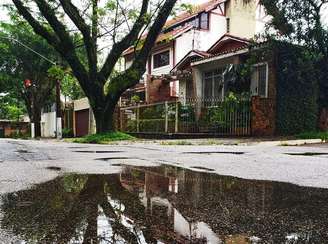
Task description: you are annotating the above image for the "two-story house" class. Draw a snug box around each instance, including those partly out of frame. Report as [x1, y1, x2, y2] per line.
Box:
[122, 0, 268, 104]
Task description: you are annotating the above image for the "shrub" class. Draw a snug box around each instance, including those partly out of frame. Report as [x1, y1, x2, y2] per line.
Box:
[73, 132, 135, 144]
[62, 128, 74, 138]
[273, 42, 320, 135]
[296, 131, 328, 142]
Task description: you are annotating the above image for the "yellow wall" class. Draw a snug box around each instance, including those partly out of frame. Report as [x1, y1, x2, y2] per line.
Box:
[226, 0, 257, 39]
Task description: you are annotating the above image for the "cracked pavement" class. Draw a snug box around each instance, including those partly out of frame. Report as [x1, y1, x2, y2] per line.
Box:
[0, 138, 327, 195]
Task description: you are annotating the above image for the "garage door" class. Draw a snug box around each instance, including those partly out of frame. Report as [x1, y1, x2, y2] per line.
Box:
[75, 109, 89, 137]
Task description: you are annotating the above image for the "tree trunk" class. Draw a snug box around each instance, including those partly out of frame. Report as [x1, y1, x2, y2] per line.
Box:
[93, 103, 116, 133]
[33, 107, 42, 137]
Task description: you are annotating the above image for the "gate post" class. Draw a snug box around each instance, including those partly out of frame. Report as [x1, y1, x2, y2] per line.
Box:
[175, 100, 179, 133]
[136, 104, 140, 133]
[165, 101, 169, 133]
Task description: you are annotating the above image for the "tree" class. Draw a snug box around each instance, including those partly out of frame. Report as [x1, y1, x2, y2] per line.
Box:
[11, 0, 178, 133]
[260, 0, 328, 108]
[0, 20, 60, 137]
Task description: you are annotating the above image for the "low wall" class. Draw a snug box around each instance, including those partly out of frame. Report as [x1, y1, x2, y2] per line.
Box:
[319, 108, 328, 131]
[251, 96, 276, 136]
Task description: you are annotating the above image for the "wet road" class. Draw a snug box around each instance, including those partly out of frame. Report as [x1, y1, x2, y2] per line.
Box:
[0, 139, 328, 243]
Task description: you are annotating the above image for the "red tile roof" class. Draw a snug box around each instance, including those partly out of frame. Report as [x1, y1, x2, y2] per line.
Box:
[165, 0, 226, 28]
[123, 0, 226, 56]
[123, 25, 193, 56]
[207, 34, 251, 53]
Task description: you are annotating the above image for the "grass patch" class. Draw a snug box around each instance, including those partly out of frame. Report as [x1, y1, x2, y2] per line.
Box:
[296, 131, 328, 142]
[72, 132, 136, 144]
[160, 140, 193, 146]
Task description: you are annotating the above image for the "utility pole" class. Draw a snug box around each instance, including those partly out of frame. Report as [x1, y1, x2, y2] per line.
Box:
[56, 80, 62, 139]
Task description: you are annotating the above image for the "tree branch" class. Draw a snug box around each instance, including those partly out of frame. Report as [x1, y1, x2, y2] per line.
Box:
[57, 0, 97, 75]
[106, 0, 177, 101]
[98, 0, 150, 83]
[12, 0, 60, 48]
[26, 0, 91, 94]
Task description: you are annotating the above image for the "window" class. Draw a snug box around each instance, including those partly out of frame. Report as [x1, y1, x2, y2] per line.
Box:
[251, 63, 268, 97]
[184, 13, 209, 30]
[200, 13, 209, 30]
[203, 69, 224, 101]
[226, 18, 230, 33]
[153, 50, 170, 69]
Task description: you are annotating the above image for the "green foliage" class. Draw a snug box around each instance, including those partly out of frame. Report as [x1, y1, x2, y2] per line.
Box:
[273, 42, 320, 135]
[260, 0, 328, 108]
[48, 66, 85, 101]
[0, 94, 26, 120]
[140, 106, 164, 119]
[201, 92, 251, 129]
[62, 128, 74, 138]
[73, 132, 135, 144]
[5, 105, 24, 121]
[131, 95, 141, 104]
[296, 131, 328, 142]
[0, 19, 58, 125]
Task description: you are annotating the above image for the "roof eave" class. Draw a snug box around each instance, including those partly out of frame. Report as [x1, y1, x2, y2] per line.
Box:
[191, 48, 249, 67]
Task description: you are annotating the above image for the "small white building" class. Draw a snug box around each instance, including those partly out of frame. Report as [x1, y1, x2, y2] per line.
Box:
[41, 104, 56, 138]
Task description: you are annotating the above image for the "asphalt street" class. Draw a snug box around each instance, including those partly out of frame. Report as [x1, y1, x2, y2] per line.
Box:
[0, 138, 328, 194]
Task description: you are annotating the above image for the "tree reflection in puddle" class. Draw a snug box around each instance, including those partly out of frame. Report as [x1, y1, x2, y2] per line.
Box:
[1, 165, 328, 243]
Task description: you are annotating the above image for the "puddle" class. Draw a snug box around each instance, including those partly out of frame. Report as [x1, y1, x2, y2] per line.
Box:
[1, 165, 328, 243]
[15, 150, 32, 154]
[45, 166, 62, 171]
[190, 166, 215, 172]
[74, 150, 123, 153]
[286, 152, 328, 156]
[95, 157, 132, 161]
[184, 151, 245, 155]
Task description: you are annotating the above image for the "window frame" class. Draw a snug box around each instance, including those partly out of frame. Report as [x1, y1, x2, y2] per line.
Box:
[153, 49, 171, 69]
[251, 62, 269, 98]
[200, 12, 209, 30]
[202, 68, 225, 101]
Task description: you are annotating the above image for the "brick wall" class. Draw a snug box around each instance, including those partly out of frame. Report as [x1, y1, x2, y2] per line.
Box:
[319, 108, 328, 131]
[251, 59, 277, 136]
[251, 96, 275, 136]
[146, 76, 176, 103]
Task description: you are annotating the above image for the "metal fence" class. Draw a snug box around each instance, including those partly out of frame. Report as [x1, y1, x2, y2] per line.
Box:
[119, 98, 251, 136]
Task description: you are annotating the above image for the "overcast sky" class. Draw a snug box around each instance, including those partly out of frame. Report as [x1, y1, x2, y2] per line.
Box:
[1, 0, 209, 21]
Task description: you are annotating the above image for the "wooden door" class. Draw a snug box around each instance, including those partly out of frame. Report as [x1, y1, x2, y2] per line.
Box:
[75, 109, 89, 137]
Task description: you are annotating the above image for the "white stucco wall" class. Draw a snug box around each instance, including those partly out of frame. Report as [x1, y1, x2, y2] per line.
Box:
[41, 111, 56, 138]
[175, 31, 195, 63]
[197, 12, 227, 51]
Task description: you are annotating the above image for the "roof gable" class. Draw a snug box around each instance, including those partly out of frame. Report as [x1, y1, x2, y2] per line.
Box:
[165, 0, 227, 29]
[171, 50, 211, 73]
[207, 34, 250, 54]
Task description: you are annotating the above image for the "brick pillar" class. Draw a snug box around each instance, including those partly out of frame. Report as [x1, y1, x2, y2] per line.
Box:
[146, 77, 173, 103]
[319, 108, 328, 131]
[251, 96, 275, 136]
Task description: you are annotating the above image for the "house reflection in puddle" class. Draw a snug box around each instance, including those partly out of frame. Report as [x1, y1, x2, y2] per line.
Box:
[120, 166, 221, 243]
[1, 164, 328, 243]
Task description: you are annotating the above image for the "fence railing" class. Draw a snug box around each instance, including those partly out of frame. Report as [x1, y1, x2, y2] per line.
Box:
[119, 98, 251, 136]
